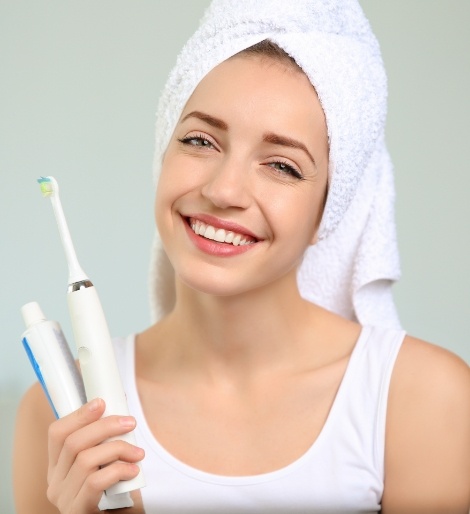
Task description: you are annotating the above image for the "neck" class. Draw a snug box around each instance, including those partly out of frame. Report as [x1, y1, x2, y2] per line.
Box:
[155, 270, 322, 382]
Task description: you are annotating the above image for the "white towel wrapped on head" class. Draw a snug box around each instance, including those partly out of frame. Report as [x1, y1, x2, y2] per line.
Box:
[149, 0, 401, 328]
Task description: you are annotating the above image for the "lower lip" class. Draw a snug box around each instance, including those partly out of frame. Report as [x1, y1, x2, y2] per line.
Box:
[183, 219, 258, 257]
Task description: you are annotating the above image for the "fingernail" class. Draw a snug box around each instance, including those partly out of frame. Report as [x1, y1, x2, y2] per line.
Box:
[119, 416, 136, 427]
[129, 463, 140, 473]
[88, 398, 101, 412]
[134, 446, 145, 457]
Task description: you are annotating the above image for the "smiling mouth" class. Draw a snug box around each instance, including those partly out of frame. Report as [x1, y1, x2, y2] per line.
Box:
[188, 217, 257, 246]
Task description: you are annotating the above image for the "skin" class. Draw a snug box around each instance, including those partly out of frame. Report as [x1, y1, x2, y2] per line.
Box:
[13, 55, 470, 513]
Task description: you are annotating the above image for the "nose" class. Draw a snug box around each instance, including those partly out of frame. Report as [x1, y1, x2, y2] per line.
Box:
[201, 155, 251, 209]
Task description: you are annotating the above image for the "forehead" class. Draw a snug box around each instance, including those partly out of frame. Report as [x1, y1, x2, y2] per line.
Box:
[186, 54, 311, 99]
[179, 56, 326, 136]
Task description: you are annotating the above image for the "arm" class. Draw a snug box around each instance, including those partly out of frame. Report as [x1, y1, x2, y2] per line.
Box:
[13, 383, 145, 514]
[382, 336, 470, 513]
[13, 382, 60, 513]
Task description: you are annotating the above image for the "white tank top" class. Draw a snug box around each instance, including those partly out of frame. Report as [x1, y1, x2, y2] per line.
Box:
[113, 326, 405, 513]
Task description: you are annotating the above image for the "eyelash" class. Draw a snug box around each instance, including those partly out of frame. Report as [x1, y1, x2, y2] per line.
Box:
[177, 135, 304, 180]
[178, 134, 215, 149]
[267, 160, 304, 180]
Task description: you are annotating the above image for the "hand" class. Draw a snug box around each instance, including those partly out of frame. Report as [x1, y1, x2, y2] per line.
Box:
[111, 489, 146, 514]
[46, 398, 145, 514]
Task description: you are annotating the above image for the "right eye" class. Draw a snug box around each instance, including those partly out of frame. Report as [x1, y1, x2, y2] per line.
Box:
[178, 135, 215, 149]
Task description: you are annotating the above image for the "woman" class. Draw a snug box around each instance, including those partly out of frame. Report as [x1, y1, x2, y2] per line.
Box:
[13, 0, 470, 513]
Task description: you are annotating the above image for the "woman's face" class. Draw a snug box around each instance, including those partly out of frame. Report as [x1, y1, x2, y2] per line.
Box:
[155, 55, 329, 297]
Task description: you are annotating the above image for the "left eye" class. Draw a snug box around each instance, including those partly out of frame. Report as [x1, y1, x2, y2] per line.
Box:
[178, 136, 215, 148]
[267, 161, 303, 180]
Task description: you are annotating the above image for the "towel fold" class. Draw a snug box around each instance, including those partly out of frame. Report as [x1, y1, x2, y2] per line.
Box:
[149, 0, 401, 328]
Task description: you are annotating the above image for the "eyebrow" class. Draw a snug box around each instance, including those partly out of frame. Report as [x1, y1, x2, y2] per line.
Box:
[181, 111, 228, 130]
[180, 110, 316, 167]
[263, 132, 316, 167]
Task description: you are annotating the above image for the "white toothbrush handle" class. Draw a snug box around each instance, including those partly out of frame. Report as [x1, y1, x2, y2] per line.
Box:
[67, 285, 145, 495]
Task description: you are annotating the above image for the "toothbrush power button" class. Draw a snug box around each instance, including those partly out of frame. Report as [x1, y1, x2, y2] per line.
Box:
[78, 346, 91, 364]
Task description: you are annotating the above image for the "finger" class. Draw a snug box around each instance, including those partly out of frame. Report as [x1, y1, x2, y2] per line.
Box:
[50, 461, 140, 514]
[48, 441, 144, 512]
[73, 461, 141, 513]
[52, 415, 138, 485]
[48, 398, 105, 467]
[65, 439, 144, 492]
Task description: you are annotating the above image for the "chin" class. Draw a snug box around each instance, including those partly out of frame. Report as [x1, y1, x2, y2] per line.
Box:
[178, 269, 246, 298]
[176, 262, 298, 302]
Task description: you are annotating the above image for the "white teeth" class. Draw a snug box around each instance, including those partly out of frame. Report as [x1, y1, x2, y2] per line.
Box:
[214, 228, 226, 242]
[204, 225, 215, 240]
[189, 219, 255, 246]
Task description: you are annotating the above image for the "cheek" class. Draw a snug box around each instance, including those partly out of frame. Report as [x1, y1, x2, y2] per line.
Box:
[154, 167, 177, 236]
[155, 154, 183, 211]
[154, 180, 164, 232]
[311, 188, 327, 236]
[154, 155, 200, 236]
[306, 174, 328, 242]
[274, 185, 326, 245]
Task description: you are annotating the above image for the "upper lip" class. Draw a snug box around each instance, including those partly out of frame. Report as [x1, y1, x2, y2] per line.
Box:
[183, 213, 261, 241]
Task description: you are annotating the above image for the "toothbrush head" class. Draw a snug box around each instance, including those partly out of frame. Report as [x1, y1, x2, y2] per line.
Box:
[36, 175, 88, 284]
[37, 176, 59, 197]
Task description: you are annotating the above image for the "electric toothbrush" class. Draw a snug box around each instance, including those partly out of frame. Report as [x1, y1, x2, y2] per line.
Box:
[20, 301, 133, 510]
[37, 176, 145, 496]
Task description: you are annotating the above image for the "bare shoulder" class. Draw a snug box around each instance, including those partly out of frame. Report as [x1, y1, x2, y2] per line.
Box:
[391, 335, 470, 406]
[389, 336, 470, 417]
[13, 382, 59, 513]
[382, 335, 470, 513]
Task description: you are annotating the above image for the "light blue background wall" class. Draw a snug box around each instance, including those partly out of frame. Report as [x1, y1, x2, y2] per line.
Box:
[1, 1, 469, 511]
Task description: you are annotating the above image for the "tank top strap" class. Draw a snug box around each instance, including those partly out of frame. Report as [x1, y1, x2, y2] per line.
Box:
[112, 335, 127, 374]
[112, 334, 137, 403]
[329, 325, 406, 477]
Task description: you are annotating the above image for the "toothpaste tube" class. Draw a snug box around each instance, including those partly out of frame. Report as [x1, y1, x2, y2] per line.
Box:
[20, 301, 86, 418]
